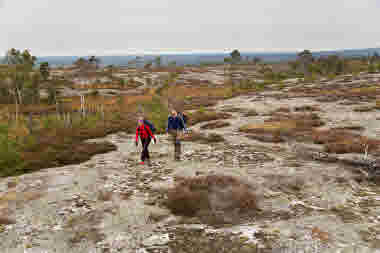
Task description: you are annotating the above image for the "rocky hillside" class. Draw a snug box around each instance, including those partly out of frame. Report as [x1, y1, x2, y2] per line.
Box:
[1, 73, 380, 252]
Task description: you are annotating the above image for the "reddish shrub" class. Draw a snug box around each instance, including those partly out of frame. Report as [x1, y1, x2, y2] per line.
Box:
[165, 175, 258, 225]
[312, 129, 380, 154]
[0, 216, 16, 225]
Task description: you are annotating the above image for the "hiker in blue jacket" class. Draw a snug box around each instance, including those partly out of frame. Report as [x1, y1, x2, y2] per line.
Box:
[166, 109, 185, 161]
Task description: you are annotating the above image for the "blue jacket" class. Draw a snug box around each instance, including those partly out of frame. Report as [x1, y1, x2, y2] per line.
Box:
[166, 116, 185, 132]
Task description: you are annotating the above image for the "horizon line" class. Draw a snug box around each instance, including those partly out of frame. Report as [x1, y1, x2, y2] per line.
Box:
[1, 46, 380, 57]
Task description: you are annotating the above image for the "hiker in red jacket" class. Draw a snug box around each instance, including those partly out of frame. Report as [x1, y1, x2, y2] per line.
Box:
[135, 119, 156, 165]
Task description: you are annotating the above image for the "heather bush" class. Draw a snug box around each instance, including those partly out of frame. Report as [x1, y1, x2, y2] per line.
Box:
[165, 175, 258, 225]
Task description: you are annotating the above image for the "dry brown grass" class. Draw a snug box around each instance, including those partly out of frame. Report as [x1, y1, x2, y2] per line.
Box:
[348, 86, 379, 96]
[242, 111, 380, 154]
[181, 131, 225, 144]
[0, 191, 44, 207]
[272, 107, 291, 113]
[163, 85, 235, 100]
[312, 129, 380, 154]
[321, 86, 380, 100]
[240, 112, 325, 144]
[200, 121, 231, 130]
[189, 110, 232, 125]
[184, 97, 219, 109]
[21, 137, 116, 172]
[97, 190, 113, 202]
[0, 88, 169, 177]
[263, 174, 307, 194]
[165, 175, 258, 225]
[311, 227, 330, 242]
[240, 121, 298, 136]
[243, 109, 259, 117]
[7, 181, 17, 189]
[5, 93, 155, 115]
[221, 107, 246, 113]
[332, 125, 364, 131]
[16, 104, 58, 114]
[294, 105, 321, 112]
[317, 86, 380, 98]
[289, 85, 380, 103]
[149, 66, 187, 73]
[315, 96, 340, 103]
[240, 113, 323, 138]
[354, 106, 374, 112]
[375, 100, 380, 110]
[0, 216, 16, 225]
[246, 134, 285, 143]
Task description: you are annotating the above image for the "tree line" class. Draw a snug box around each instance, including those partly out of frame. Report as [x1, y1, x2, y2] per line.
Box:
[0, 48, 58, 107]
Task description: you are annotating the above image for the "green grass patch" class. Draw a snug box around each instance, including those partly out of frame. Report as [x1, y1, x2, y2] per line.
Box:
[0, 124, 24, 177]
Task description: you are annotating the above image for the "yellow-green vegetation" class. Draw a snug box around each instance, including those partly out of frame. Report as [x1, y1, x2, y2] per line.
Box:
[0, 124, 23, 175]
[0, 112, 120, 177]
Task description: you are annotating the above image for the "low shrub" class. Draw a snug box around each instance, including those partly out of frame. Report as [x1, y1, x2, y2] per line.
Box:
[354, 106, 374, 112]
[200, 121, 231, 129]
[0, 216, 16, 225]
[240, 113, 324, 143]
[97, 190, 113, 202]
[312, 129, 380, 154]
[165, 175, 258, 225]
[181, 131, 225, 144]
[0, 124, 24, 177]
[240, 113, 323, 136]
[243, 109, 259, 117]
[376, 100, 380, 110]
[189, 110, 232, 125]
[294, 105, 320, 112]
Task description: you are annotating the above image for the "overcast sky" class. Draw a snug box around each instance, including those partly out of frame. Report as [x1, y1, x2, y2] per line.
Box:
[1, 0, 380, 56]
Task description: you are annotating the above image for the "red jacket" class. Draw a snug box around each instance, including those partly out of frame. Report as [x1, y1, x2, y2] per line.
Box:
[136, 124, 155, 142]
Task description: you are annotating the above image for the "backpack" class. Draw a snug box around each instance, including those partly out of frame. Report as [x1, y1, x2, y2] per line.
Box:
[178, 112, 188, 125]
[143, 119, 156, 133]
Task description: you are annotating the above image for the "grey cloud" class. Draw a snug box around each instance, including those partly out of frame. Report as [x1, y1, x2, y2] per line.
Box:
[1, 0, 380, 55]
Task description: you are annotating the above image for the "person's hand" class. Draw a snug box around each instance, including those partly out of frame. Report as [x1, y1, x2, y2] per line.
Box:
[153, 138, 157, 144]
[135, 141, 138, 147]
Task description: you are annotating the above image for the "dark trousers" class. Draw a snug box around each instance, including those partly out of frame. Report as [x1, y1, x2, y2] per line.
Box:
[140, 137, 151, 162]
[169, 130, 181, 160]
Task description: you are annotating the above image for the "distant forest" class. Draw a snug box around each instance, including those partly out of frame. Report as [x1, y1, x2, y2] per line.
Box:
[2, 47, 380, 67]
